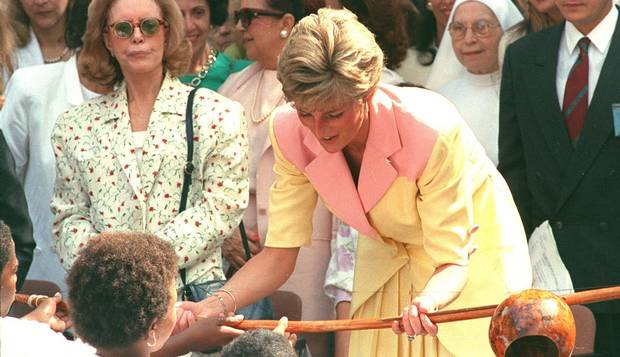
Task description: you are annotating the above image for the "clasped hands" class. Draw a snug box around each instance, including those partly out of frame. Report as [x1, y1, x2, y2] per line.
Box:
[173, 301, 296, 351]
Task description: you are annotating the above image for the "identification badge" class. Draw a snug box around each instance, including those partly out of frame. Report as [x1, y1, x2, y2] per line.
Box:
[612, 103, 620, 137]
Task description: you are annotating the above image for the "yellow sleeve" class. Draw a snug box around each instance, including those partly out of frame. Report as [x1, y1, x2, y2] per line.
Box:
[416, 124, 480, 268]
[264, 119, 317, 248]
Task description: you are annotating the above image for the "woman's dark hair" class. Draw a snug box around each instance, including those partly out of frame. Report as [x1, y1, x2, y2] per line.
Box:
[0, 220, 12, 272]
[67, 232, 177, 349]
[208, 0, 229, 26]
[340, 0, 410, 70]
[411, 0, 437, 66]
[267, 0, 305, 22]
[65, 0, 91, 49]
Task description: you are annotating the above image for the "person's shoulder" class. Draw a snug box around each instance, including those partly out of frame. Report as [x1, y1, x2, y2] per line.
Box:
[272, 104, 302, 136]
[218, 62, 260, 96]
[508, 22, 563, 54]
[5, 62, 65, 94]
[55, 87, 116, 130]
[0, 317, 98, 356]
[381, 84, 463, 135]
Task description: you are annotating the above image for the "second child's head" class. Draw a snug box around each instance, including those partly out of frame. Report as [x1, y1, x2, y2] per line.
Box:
[67, 232, 178, 354]
[0, 220, 17, 316]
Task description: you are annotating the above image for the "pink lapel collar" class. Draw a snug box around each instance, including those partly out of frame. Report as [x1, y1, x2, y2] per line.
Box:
[357, 87, 401, 213]
[301, 129, 380, 239]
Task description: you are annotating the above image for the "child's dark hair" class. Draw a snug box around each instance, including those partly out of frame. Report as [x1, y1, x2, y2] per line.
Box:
[0, 220, 13, 271]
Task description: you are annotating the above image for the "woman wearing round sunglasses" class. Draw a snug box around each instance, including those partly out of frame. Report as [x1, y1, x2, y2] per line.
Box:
[175, 0, 252, 91]
[217, 1, 335, 355]
[50, 0, 248, 352]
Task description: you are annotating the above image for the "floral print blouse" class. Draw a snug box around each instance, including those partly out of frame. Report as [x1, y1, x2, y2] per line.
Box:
[51, 74, 249, 286]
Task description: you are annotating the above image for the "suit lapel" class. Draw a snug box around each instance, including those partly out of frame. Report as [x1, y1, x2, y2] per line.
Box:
[140, 76, 188, 199]
[105, 89, 145, 201]
[530, 23, 574, 167]
[357, 89, 400, 213]
[555, 14, 620, 213]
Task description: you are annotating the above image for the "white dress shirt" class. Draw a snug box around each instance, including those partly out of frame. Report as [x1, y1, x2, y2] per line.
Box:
[556, 6, 618, 107]
[0, 55, 98, 294]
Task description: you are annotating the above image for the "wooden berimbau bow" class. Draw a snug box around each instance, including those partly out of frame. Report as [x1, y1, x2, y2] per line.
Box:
[15, 285, 620, 333]
[220, 285, 620, 333]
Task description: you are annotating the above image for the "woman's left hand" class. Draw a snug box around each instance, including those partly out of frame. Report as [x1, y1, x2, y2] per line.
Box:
[391, 296, 438, 339]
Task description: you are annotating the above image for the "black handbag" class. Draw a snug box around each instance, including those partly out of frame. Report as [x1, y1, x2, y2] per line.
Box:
[177, 88, 274, 321]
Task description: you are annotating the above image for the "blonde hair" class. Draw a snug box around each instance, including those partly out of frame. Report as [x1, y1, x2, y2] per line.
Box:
[277, 8, 383, 110]
[79, 0, 191, 87]
[514, 0, 561, 34]
[0, 1, 17, 78]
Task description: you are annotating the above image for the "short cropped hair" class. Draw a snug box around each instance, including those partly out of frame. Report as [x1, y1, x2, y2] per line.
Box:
[67, 232, 177, 349]
[221, 329, 297, 357]
[79, 0, 192, 87]
[0, 220, 12, 272]
[277, 8, 383, 111]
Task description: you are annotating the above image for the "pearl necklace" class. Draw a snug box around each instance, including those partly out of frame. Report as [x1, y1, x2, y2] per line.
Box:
[189, 47, 218, 88]
[250, 70, 285, 124]
[43, 47, 73, 64]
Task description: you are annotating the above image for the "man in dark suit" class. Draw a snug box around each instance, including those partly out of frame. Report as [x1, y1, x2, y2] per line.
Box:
[499, 0, 620, 354]
[0, 129, 34, 291]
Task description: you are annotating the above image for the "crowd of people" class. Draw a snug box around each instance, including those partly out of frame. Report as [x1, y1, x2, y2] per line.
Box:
[1, 0, 619, 356]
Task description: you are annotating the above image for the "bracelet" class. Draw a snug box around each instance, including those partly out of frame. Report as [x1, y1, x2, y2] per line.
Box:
[215, 288, 237, 313]
[27, 294, 46, 308]
[212, 293, 228, 320]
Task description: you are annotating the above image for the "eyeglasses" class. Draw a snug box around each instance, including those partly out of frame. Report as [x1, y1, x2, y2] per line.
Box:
[448, 20, 499, 40]
[106, 18, 167, 39]
[234, 8, 285, 29]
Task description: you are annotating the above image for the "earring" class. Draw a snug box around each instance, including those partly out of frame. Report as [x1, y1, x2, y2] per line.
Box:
[426, 2, 433, 10]
[279, 29, 289, 39]
[147, 330, 157, 347]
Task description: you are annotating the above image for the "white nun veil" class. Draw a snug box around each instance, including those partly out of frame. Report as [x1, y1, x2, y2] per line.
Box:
[425, 0, 523, 90]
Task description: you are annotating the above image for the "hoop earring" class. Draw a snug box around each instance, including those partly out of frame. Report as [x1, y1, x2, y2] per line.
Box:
[279, 29, 289, 39]
[147, 330, 157, 347]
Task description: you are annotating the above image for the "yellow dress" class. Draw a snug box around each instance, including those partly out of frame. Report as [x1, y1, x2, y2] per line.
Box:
[265, 86, 531, 356]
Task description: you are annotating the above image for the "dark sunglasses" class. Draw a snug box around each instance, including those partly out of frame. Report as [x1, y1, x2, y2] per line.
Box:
[234, 8, 284, 29]
[106, 18, 167, 39]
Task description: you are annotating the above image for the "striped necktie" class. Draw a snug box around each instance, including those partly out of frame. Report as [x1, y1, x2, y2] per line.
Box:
[562, 37, 591, 142]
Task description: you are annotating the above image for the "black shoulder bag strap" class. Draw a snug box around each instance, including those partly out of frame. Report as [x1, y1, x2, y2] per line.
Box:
[180, 88, 198, 296]
[178, 88, 252, 299]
